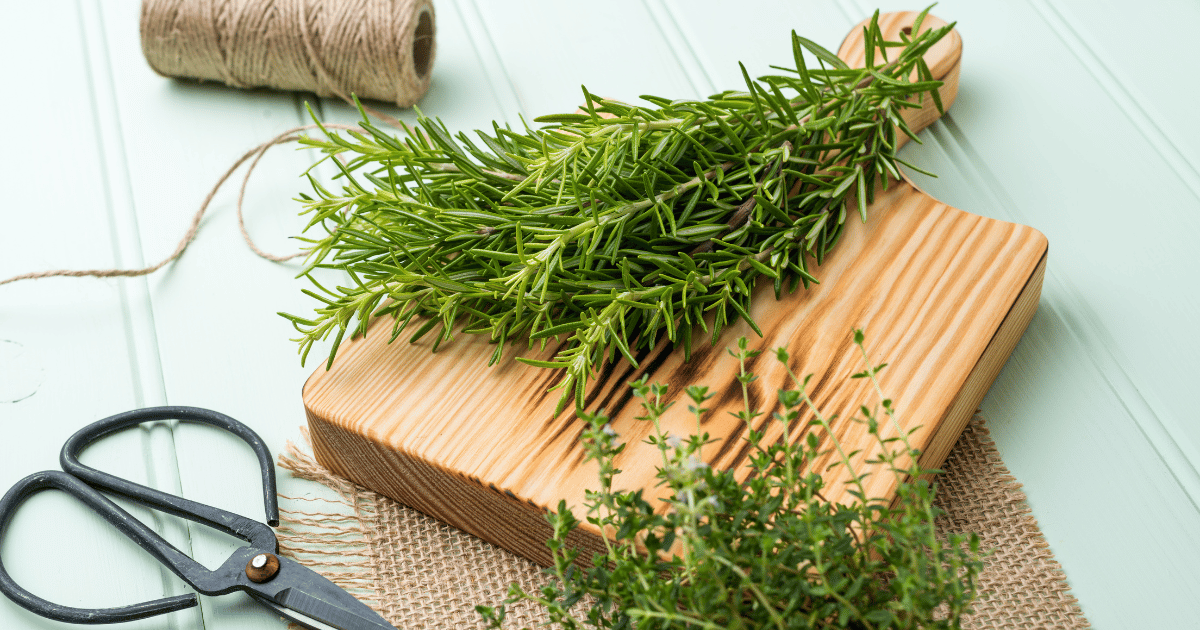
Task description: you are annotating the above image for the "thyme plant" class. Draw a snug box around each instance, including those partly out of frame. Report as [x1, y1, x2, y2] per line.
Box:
[477, 333, 982, 629]
[283, 9, 952, 412]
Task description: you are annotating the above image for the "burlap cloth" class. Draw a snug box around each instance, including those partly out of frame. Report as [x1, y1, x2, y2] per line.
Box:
[276, 417, 1090, 629]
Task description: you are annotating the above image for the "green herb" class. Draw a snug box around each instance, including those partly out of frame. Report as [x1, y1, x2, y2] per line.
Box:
[282, 8, 952, 413]
[477, 332, 982, 629]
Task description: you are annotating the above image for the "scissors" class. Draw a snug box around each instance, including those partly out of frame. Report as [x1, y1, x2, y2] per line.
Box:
[0, 407, 394, 630]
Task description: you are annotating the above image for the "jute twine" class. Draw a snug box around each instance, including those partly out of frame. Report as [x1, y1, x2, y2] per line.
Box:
[277, 417, 1092, 629]
[2, 0, 439, 288]
[141, 0, 435, 108]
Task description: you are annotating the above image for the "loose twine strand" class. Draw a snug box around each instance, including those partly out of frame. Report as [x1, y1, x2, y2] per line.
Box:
[0, 124, 362, 287]
[0, 0, 436, 287]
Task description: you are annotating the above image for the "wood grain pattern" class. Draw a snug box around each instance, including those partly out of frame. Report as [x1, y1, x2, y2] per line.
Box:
[301, 12, 1048, 566]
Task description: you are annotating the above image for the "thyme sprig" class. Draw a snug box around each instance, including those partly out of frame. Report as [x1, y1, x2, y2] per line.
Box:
[477, 333, 982, 629]
[283, 9, 953, 412]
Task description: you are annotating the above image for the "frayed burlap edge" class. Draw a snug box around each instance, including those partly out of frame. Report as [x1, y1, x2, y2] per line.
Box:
[933, 418, 1090, 629]
[276, 431, 551, 629]
[276, 418, 1090, 629]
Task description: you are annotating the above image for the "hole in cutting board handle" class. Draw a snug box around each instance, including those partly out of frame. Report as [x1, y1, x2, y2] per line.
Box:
[837, 11, 963, 145]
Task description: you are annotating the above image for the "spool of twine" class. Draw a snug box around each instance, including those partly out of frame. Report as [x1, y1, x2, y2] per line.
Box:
[140, 0, 436, 107]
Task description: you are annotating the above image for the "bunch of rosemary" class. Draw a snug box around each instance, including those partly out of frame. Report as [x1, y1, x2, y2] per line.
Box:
[283, 9, 951, 411]
[477, 333, 982, 629]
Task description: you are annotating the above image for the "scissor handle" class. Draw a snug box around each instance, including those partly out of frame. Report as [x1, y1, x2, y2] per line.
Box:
[60, 407, 279, 547]
[0, 470, 200, 623]
[0, 407, 283, 624]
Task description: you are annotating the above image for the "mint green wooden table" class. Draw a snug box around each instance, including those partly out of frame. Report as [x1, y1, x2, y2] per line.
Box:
[3, 1, 1198, 628]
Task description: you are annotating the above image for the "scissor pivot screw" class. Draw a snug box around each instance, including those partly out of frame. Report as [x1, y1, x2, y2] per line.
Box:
[245, 553, 280, 583]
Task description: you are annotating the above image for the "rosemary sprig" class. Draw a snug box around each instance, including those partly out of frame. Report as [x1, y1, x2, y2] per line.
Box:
[282, 9, 953, 412]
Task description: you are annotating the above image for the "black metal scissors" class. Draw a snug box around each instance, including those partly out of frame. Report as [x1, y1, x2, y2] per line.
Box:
[0, 406, 394, 630]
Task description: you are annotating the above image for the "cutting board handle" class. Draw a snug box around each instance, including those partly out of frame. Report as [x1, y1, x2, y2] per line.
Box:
[837, 11, 962, 141]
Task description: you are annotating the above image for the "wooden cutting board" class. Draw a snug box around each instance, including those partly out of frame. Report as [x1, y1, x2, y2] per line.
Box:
[301, 12, 1047, 566]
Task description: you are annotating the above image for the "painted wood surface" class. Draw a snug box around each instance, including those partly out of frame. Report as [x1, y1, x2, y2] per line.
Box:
[2, 1, 1199, 628]
[301, 12, 1050, 566]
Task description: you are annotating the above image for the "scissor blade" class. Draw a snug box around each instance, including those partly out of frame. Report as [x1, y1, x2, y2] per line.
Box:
[247, 557, 394, 630]
[275, 588, 394, 630]
[248, 594, 342, 630]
